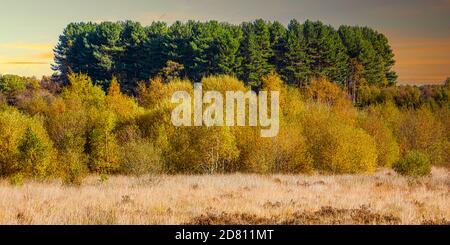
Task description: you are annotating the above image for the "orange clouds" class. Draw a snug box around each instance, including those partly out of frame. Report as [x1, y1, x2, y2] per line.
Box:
[390, 37, 450, 84]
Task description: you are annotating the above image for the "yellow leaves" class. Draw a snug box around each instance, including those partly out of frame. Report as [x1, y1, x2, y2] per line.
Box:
[261, 72, 283, 92]
[138, 76, 193, 109]
[240, 123, 312, 174]
[88, 110, 120, 174]
[201, 75, 247, 93]
[305, 76, 351, 107]
[0, 108, 55, 178]
[137, 77, 164, 108]
[62, 73, 106, 109]
[359, 113, 400, 168]
[3, 72, 448, 179]
[107, 77, 121, 97]
[163, 125, 239, 174]
[302, 104, 377, 174]
[396, 106, 447, 166]
[106, 77, 142, 123]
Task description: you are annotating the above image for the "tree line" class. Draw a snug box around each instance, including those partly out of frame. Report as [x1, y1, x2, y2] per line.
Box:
[0, 18, 448, 185]
[53, 19, 397, 94]
[0, 73, 448, 185]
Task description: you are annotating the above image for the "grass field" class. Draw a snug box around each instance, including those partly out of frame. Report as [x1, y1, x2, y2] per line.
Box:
[0, 168, 449, 225]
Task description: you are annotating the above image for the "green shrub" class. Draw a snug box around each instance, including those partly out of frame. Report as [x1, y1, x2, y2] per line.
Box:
[0, 92, 6, 106]
[119, 141, 162, 175]
[165, 126, 239, 174]
[9, 173, 24, 186]
[393, 150, 431, 177]
[99, 173, 109, 183]
[0, 74, 26, 95]
[0, 108, 55, 178]
[18, 127, 55, 178]
[60, 150, 87, 185]
[114, 124, 162, 175]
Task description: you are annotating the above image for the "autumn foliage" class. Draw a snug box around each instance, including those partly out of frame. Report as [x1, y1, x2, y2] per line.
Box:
[0, 73, 448, 183]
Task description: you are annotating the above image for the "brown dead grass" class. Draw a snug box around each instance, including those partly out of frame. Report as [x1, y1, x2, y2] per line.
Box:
[0, 168, 449, 224]
[186, 206, 402, 225]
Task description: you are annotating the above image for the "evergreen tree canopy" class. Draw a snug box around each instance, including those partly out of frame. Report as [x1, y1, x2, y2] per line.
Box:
[53, 19, 397, 92]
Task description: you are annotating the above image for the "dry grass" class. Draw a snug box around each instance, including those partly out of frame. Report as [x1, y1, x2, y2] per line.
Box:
[0, 168, 449, 225]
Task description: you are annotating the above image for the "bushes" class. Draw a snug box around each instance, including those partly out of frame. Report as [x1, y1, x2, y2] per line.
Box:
[117, 125, 162, 175]
[305, 76, 352, 108]
[118, 140, 161, 175]
[302, 104, 377, 174]
[18, 127, 55, 178]
[396, 107, 447, 166]
[1, 72, 449, 182]
[0, 74, 26, 96]
[239, 124, 312, 174]
[88, 110, 120, 174]
[393, 151, 431, 177]
[359, 114, 400, 167]
[0, 108, 55, 178]
[165, 126, 239, 174]
[106, 77, 143, 123]
[237, 74, 312, 173]
[59, 149, 87, 185]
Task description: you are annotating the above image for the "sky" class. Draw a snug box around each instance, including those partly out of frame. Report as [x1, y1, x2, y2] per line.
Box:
[0, 0, 449, 84]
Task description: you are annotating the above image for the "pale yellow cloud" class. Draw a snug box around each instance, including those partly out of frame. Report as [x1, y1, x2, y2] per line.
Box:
[0, 51, 51, 77]
[32, 52, 54, 60]
[3, 61, 49, 65]
[0, 43, 54, 51]
[0, 43, 54, 76]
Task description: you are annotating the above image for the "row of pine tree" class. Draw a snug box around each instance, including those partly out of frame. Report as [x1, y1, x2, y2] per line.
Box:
[53, 19, 397, 92]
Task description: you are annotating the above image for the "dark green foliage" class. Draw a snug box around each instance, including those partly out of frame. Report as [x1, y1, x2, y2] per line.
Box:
[302, 21, 349, 85]
[393, 151, 431, 177]
[268, 21, 286, 73]
[53, 19, 397, 92]
[237, 19, 274, 88]
[189, 21, 241, 81]
[338, 26, 397, 86]
[279, 19, 310, 86]
[116, 21, 149, 93]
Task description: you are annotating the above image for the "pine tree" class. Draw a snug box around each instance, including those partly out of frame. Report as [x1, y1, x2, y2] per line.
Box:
[338, 26, 387, 86]
[280, 19, 310, 86]
[361, 27, 397, 85]
[237, 20, 274, 88]
[268, 21, 287, 74]
[117, 21, 148, 93]
[142, 21, 170, 79]
[302, 20, 349, 85]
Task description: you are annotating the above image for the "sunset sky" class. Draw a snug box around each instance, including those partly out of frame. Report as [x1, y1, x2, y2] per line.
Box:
[1, 0, 449, 84]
